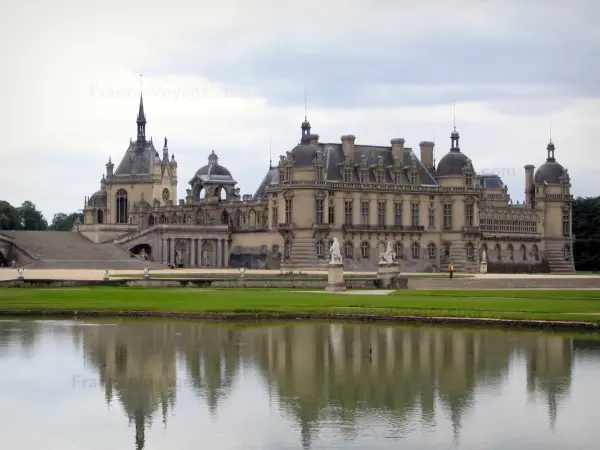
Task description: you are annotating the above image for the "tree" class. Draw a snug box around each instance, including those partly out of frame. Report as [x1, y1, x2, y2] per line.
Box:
[572, 196, 600, 272]
[0, 200, 21, 230]
[17, 201, 48, 230]
[49, 211, 84, 231]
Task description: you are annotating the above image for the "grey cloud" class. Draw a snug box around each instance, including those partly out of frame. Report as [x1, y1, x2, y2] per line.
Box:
[148, 34, 599, 109]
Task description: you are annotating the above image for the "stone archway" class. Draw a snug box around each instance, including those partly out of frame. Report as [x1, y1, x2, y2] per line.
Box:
[221, 210, 230, 225]
[0, 250, 7, 267]
[130, 243, 152, 261]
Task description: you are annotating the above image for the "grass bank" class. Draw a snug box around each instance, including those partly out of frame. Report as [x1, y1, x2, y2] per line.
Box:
[1, 288, 599, 328]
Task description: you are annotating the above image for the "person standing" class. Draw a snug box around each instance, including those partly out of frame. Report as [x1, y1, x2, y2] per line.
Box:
[448, 262, 454, 279]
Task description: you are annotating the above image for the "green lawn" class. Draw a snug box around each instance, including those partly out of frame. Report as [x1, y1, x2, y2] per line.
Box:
[1, 288, 599, 324]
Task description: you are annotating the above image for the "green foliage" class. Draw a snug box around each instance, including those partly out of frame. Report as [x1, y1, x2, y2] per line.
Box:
[49, 211, 84, 231]
[573, 196, 600, 272]
[0, 201, 20, 230]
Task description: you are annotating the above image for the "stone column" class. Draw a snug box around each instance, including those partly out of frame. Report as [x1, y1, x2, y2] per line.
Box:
[224, 239, 229, 267]
[170, 238, 175, 264]
[161, 239, 167, 264]
[190, 238, 196, 267]
[216, 239, 222, 268]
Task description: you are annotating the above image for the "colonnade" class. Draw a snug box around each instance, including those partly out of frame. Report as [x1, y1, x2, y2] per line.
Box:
[157, 236, 230, 268]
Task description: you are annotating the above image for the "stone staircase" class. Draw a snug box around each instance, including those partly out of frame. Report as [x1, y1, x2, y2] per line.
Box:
[7, 231, 164, 269]
[546, 240, 575, 273]
[281, 234, 327, 271]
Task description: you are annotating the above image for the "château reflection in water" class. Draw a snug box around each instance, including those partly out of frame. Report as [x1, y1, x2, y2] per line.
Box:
[0, 319, 594, 450]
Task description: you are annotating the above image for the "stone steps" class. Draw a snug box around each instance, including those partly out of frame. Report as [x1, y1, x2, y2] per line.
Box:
[7, 231, 144, 268]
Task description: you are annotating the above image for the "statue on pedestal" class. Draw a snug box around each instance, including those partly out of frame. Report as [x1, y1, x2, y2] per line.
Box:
[379, 241, 396, 264]
[329, 238, 343, 265]
[175, 249, 183, 266]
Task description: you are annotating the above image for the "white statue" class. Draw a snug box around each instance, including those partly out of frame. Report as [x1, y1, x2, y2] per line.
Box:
[379, 241, 396, 264]
[329, 238, 343, 265]
[175, 249, 183, 266]
[481, 249, 487, 262]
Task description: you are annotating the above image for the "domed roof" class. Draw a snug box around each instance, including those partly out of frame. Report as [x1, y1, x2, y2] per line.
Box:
[193, 150, 233, 178]
[533, 141, 565, 184]
[290, 143, 318, 168]
[436, 151, 470, 177]
[88, 190, 107, 207]
[534, 161, 564, 184]
[194, 163, 232, 177]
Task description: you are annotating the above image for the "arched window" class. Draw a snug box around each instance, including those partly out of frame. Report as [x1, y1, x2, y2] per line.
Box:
[395, 241, 403, 259]
[360, 241, 370, 259]
[507, 244, 514, 261]
[344, 241, 354, 259]
[466, 242, 474, 261]
[221, 210, 229, 225]
[411, 242, 420, 259]
[148, 215, 155, 226]
[428, 242, 436, 260]
[520, 245, 527, 260]
[116, 189, 128, 224]
[182, 213, 190, 224]
[196, 208, 205, 224]
[495, 244, 502, 261]
[533, 244, 540, 261]
[563, 244, 570, 260]
[248, 210, 256, 227]
[159, 214, 167, 224]
[316, 240, 325, 258]
[97, 209, 104, 224]
[170, 214, 179, 224]
[443, 242, 451, 258]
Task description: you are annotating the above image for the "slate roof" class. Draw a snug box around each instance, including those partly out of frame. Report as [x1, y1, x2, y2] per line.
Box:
[534, 161, 565, 184]
[114, 140, 160, 176]
[253, 167, 279, 199]
[479, 174, 505, 189]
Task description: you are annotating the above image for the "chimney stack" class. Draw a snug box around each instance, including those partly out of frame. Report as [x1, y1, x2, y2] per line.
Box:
[391, 138, 405, 159]
[341, 135, 356, 160]
[310, 133, 319, 146]
[524, 165, 535, 206]
[419, 141, 435, 170]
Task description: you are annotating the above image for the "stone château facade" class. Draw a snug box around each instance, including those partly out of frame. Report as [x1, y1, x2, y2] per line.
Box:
[78, 95, 575, 272]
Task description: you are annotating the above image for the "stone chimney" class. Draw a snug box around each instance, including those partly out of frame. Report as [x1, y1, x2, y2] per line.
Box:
[524, 165, 535, 206]
[310, 133, 319, 146]
[341, 135, 356, 160]
[419, 141, 435, 170]
[391, 138, 405, 159]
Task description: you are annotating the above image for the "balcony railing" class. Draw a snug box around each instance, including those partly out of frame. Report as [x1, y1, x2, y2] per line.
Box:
[313, 223, 332, 229]
[341, 224, 424, 232]
[277, 222, 294, 229]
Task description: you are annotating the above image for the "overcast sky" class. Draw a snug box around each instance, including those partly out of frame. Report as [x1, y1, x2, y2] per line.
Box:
[1, 0, 598, 220]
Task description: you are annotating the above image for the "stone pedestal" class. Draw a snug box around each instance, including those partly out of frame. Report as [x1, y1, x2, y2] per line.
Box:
[479, 261, 488, 274]
[143, 268, 150, 280]
[326, 264, 346, 292]
[377, 262, 400, 288]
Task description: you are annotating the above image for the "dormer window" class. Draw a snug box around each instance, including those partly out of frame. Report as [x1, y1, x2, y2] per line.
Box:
[465, 173, 473, 186]
[343, 168, 352, 183]
[394, 172, 402, 185]
[284, 166, 293, 183]
[410, 172, 417, 185]
[376, 171, 385, 184]
[360, 170, 369, 184]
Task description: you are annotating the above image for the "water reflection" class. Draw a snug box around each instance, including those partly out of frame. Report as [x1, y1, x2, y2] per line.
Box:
[0, 319, 595, 450]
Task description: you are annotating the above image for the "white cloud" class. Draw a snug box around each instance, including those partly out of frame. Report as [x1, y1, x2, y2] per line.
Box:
[0, 0, 597, 220]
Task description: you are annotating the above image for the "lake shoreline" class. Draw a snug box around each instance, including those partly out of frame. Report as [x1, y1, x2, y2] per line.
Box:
[1, 309, 598, 331]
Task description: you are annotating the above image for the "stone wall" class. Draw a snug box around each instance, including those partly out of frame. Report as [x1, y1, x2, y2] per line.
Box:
[487, 260, 550, 274]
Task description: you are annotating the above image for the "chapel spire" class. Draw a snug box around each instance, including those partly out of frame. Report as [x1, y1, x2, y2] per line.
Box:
[136, 93, 146, 145]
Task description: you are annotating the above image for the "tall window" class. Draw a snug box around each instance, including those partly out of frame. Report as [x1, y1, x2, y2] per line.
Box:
[443, 204, 453, 230]
[495, 244, 502, 261]
[395, 241, 403, 259]
[507, 244, 514, 260]
[465, 173, 473, 186]
[284, 167, 293, 183]
[116, 189, 128, 224]
[428, 207, 435, 228]
[344, 241, 353, 259]
[316, 167, 324, 181]
[285, 199, 292, 224]
[344, 200, 353, 225]
[343, 168, 352, 183]
[272, 205, 278, 226]
[360, 170, 369, 184]
[328, 199, 335, 224]
[562, 210, 570, 236]
[360, 241, 370, 258]
[377, 201, 386, 226]
[97, 209, 104, 224]
[411, 241, 420, 259]
[394, 202, 403, 227]
[466, 242, 474, 261]
[427, 242, 436, 260]
[376, 172, 384, 184]
[316, 240, 325, 258]
[465, 203, 474, 227]
[411, 203, 420, 227]
[410, 172, 417, 185]
[315, 199, 324, 224]
[360, 201, 369, 225]
[394, 173, 402, 185]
